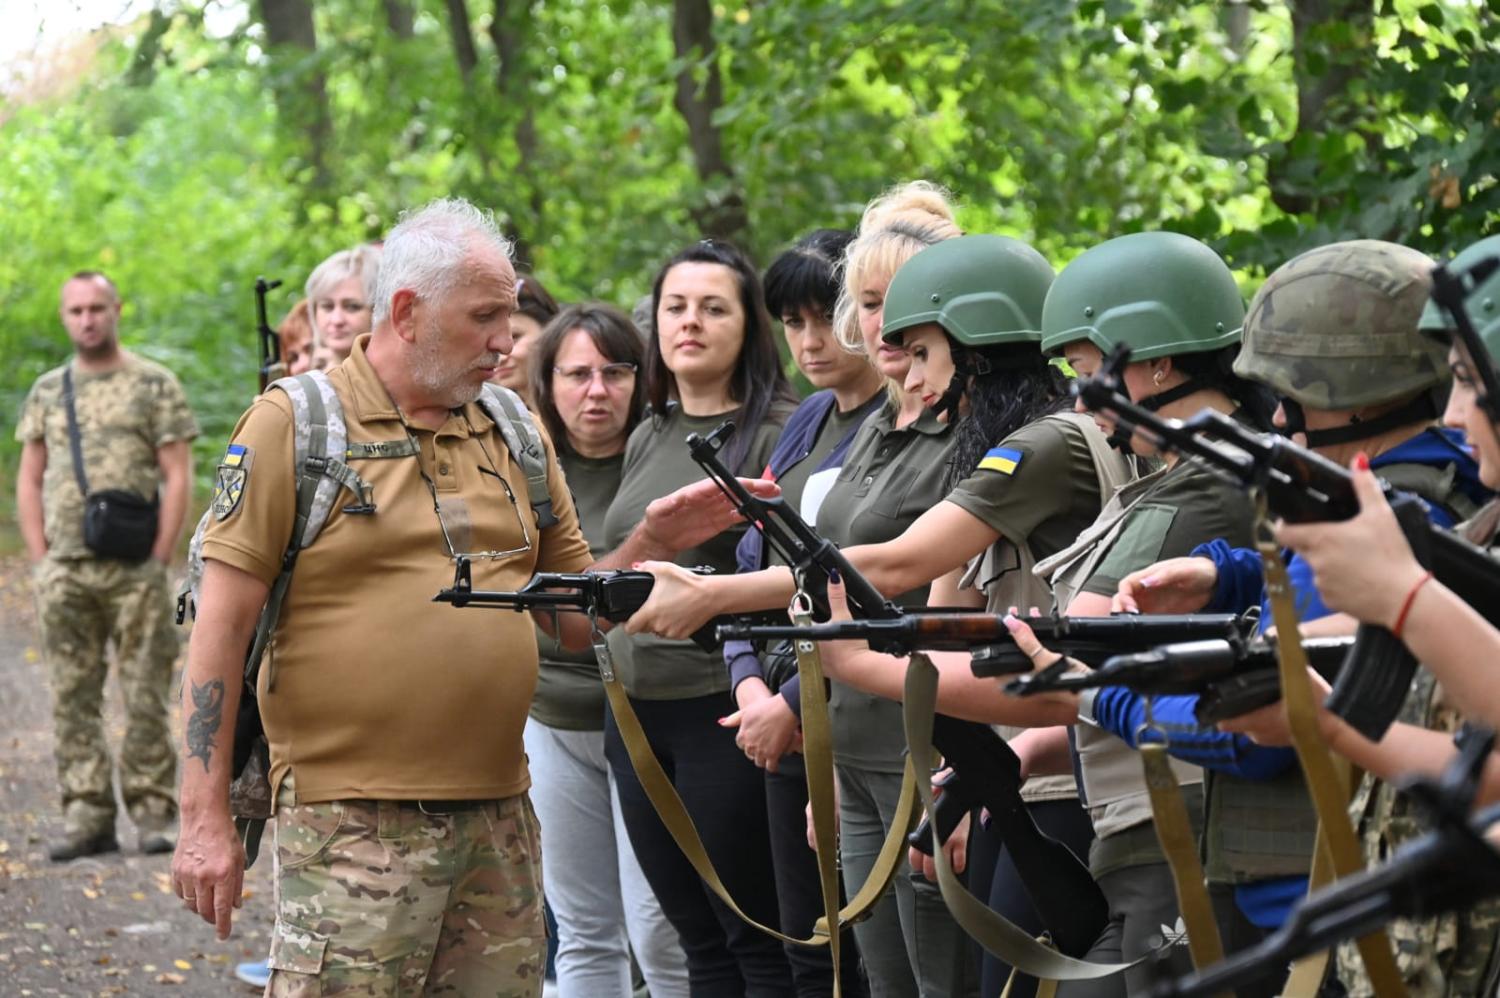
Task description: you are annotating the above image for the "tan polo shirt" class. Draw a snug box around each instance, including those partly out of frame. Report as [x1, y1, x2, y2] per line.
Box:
[201, 336, 593, 804]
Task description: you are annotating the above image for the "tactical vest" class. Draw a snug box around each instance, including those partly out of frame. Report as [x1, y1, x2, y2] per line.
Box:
[1204, 457, 1488, 884]
[1033, 462, 1205, 839]
[961, 411, 1135, 804]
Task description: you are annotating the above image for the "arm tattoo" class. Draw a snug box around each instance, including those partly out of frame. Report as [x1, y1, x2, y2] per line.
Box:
[186, 679, 225, 772]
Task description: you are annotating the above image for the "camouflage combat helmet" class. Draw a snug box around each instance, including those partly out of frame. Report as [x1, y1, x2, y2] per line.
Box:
[881, 234, 1054, 347]
[1039, 232, 1243, 360]
[1235, 239, 1446, 410]
[1419, 234, 1500, 362]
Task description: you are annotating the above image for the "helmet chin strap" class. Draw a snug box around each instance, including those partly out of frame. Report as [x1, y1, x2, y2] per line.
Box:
[1104, 377, 1207, 452]
[931, 347, 992, 419]
[1278, 394, 1437, 448]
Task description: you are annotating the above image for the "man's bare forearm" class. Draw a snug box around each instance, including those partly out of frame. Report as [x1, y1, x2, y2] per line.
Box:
[154, 441, 193, 564]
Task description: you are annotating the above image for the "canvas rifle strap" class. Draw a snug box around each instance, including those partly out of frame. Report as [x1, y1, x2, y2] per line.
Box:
[1255, 495, 1407, 998]
[903, 652, 1138, 983]
[591, 607, 914, 981]
[1138, 710, 1227, 978]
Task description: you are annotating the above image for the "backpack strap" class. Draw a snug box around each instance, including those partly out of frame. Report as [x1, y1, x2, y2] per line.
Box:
[478, 383, 558, 528]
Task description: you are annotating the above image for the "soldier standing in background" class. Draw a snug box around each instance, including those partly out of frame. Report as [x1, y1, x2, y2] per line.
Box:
[15, 270, 198, 861]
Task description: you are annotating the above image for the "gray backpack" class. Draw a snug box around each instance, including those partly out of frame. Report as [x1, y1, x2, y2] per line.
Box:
[176, 371, 556, 861]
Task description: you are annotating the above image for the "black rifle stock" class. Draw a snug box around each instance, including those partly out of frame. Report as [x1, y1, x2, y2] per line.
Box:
[1005, 636, 1352, 726]
[432, 558, 740, 652]
[1077, 347, 1500, 741]
[255, 276, 284, 392]
[690, 421, 1109, 954]
[718, 612, 1252, 675]
[1155, 727, 1500, 998]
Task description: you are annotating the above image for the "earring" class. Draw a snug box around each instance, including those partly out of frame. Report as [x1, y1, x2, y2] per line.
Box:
[1153, 371, 1164, 385]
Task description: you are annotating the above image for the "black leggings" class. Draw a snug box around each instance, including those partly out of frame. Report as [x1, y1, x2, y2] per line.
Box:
[606, 693, 795, 998]
[965, 797, 1096, 998]
[765, 751, 869, 997]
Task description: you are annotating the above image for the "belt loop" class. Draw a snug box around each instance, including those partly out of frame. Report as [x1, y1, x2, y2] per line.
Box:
[377, 800, 401, 840]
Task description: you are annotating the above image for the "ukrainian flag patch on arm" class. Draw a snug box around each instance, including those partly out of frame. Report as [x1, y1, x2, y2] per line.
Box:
[978, 446, 1024, 475]
[212, 444, 253, 520]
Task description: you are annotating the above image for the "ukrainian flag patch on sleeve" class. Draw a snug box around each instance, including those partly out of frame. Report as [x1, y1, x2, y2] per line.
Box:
[978, 446, 1024, 475]
[212, 444, 253, 520]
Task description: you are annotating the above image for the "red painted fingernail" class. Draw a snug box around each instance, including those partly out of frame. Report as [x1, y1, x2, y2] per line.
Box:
[1354, 452, 1369, 471]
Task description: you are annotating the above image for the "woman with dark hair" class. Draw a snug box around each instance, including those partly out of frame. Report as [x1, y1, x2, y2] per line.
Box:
[722, 228, 882, 997]
[492, 270, 561, 405]
[601, 239, 799, 996]
[522, 303, 690, 997]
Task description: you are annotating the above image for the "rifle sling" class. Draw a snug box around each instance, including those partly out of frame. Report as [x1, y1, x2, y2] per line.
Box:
[595, 616, 916, 980]
[1139, 738, 1227, 976]
[1256, 501, 1407, 998]
[903, 652, 1138, 982]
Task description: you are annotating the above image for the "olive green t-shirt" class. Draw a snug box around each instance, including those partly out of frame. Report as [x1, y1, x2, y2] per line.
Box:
[602, 403, 792, 699]
[945, 415, 1106, 574]
[1079, 456, 1257, 598]
[818, 403, 957, 772]
[766, 398, 880, 570]
[530, 450, 625, 731]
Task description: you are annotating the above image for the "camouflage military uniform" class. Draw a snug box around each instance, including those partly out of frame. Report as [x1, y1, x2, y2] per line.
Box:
[16, 354, 198, 840]
[1336, 507, 1500, 997]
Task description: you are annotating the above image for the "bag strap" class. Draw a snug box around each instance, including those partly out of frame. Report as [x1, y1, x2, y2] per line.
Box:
[1255, 495, 1407, 997]
[61, 367, 91, 496]
[479, 383, 557, 528]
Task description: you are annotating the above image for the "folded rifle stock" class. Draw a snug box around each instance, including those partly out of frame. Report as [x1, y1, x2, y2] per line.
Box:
[432, 557, 744, 652]
[1077, 346, 1500, 741]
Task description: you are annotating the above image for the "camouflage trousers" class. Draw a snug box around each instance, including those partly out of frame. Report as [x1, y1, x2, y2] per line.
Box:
[267, 794, 546, 997]
[31, 555, 180, 836]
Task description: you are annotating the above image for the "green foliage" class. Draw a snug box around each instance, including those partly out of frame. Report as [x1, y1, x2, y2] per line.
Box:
[1, 0, 1495, 512]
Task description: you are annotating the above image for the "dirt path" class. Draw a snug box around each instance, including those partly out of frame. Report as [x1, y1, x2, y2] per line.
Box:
[0, 555, 274, 996]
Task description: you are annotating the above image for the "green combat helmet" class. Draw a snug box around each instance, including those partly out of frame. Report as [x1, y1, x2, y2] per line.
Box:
[881, 233, 1055, 347]
[1039, 231, 1243, 361]
[1420, 234, 1500, 360]
[1235, 239, 1446, 415]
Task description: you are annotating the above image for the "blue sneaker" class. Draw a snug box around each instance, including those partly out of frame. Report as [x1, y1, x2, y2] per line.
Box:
[235, 959, 271, 988]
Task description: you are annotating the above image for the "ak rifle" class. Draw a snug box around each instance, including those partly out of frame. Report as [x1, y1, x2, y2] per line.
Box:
[690, 419, 1111, 955]
[718, 611, 1254, 677]
[432, 558, 749, 653]
[1076, 346, 1500, 741]
[1156, 727, 1500, 998]
[1005, 636, 1352, 726]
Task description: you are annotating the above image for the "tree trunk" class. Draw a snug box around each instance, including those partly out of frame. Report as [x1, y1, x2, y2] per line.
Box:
[671, 0, 748, 244]
[488, 0, 542, 266]
[444, 0, 480, 79]
[1270, 0, 1376, 215]
[125, 7, 173, 87]
[382, 0, 415, 39]
[256, 0, 333, 193]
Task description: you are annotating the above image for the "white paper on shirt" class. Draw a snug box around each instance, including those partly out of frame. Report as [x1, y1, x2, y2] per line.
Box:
[800, 466, 842, 527]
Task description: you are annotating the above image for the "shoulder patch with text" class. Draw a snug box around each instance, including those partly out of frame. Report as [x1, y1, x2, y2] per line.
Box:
[212, 444, 252, 520]
[978, 446, 1024, 475]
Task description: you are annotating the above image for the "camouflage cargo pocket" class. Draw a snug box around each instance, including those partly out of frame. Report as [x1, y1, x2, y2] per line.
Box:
[267, 922, 328, 997]
[276, 800, 347, 871]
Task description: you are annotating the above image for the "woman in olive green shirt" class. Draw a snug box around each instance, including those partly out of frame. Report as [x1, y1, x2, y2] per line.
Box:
[601, 239, 799, 996]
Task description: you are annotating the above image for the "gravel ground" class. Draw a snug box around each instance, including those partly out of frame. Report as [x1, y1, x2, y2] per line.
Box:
[0, 555, 274, 996]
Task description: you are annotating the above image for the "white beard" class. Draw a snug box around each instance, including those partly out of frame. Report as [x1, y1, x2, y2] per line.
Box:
[409, 316, 497, 409]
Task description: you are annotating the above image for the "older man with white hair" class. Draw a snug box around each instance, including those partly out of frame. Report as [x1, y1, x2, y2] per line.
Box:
[173, 198, 768, 996]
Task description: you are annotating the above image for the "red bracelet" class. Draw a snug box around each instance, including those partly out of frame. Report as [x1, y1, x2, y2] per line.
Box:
[1390, 570, 1434, 640]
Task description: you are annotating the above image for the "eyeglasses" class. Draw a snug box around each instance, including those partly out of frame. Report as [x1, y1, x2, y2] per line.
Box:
[409, 424, 535, 564]
[553, 362, 637, 388]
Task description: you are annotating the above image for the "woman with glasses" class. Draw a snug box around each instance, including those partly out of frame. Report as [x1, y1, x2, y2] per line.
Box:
[305, 244, 382, 364]
[520, 303, 690, 998]
[492, 272, 561, 406]
[601, 239, 800, 996]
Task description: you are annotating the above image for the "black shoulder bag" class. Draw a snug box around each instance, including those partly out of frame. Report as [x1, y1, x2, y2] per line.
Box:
[62, 367, 158, 562]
